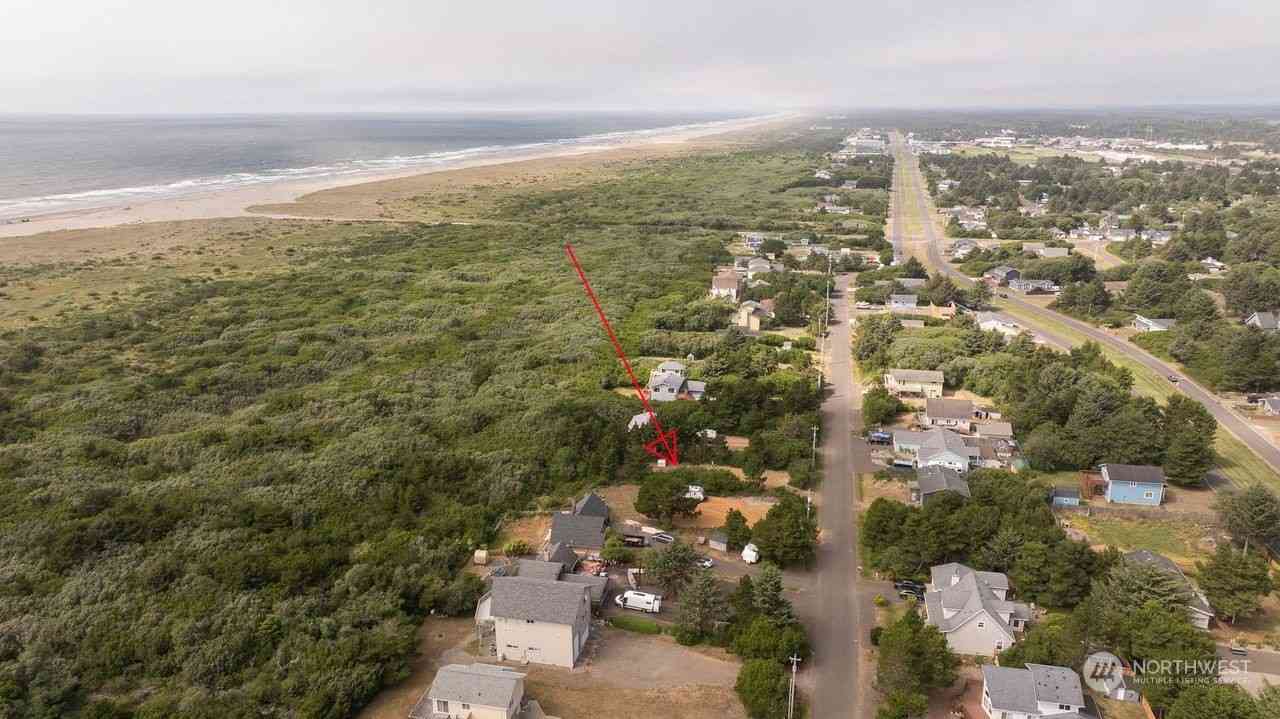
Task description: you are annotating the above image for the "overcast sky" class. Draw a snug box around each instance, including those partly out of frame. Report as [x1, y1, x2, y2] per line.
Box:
[4, 0, 1279, 113]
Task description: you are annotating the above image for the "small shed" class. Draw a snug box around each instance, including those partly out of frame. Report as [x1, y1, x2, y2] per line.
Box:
[708, 531, 729, 553]
[1050, 487, 1081, 507]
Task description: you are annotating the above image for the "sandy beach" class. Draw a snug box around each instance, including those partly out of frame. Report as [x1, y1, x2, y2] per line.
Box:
[0, 114, 788, 241]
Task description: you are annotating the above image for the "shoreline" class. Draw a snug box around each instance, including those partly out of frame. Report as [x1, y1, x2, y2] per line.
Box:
[0, 114, 788, 240]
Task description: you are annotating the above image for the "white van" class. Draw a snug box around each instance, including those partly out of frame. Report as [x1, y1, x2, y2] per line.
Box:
[614, 590, 662, 613]
[741, 543, 760, 564]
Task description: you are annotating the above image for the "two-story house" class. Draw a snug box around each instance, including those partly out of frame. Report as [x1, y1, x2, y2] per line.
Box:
[980, 664, 1088, 719]
[477, 577, 593, 668]
[910, 465, 971, 506]
[883, 369, 944, 398]
[924, 563, 1032, 656]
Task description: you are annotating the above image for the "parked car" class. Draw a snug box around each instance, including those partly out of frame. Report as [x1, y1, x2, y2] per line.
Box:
[651, 532, 675, 544]
[998, 293, 1008, 298]
[615, 590, 662, 613]
[695, 555, 714, 569]
[893, 580, 925, 593]
[1168, 375, 1180, 383]
[897, 588, 923, 600]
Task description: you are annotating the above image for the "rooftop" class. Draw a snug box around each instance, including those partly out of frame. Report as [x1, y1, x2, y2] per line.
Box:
[416, 663, 525, 716]
[926, 397, 974, 420]
[886, 368, 945, 384]
[489, 577, 589, 625]
[549, 513, 606, 549]
[1100, 463, 1166, 486]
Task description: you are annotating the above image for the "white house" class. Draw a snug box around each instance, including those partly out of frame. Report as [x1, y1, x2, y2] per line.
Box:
[924, 398, 975, 433]
[410, 663, 529, 719]
[976, 312, 1022, 338]
[884, 369, 944, 398]
[925, 563, 1031, 657]
[1244, 310, 1279, 332]
[892, 428, 979, 473]
[980, 664, 1087, 719]
[710, 271, 741, 301]
[889, 294, 918, 310]
[1132, 314, 1176, 332]
[477, 577, 593, 668]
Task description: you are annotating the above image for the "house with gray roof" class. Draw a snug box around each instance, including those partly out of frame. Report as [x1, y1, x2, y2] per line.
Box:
[477, 577, 593, 668]
[515, 559, 566, 582]
[924, 397, 975, 433]
[1132, 314, 1176, 332]
[1264, 396, 1280, 416]
[1100, 463, 1165, 506]
[646, 361, 707, 402]
[573, 492, 610, 522]
[1124, 550, 1214, 629]
[549, 513, 606, 551]
[925, 563, 1031, 656]
[980, 664, 1087, 719]
[1245, 310, 1279, 332]
[411, 663, 531, 719]
[984, 266, 1021, 285]
[884, 368, 945, 398]
[910, 466, 970, 506]
[543, 542, 579, 571]
[893, 428, 980, 473]
[889, 294, 918, 310]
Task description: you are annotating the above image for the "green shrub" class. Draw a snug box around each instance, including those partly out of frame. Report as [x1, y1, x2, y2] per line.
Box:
[609, 615, 663, 635]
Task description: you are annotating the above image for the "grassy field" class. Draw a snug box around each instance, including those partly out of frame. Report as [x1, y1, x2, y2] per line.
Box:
[1068, 515, 1209, 566]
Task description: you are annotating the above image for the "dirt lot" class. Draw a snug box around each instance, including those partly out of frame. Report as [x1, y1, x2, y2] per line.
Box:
[859, 473, 911, 509]
[596, 483, 778, 532]
[363, 618, 746, 719]
[1161, 485, 1218, 513]
[497, 514, 551, 550]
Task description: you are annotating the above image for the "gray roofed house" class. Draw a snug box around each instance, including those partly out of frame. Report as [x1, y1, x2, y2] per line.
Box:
[924, 397, 975, 432]
[889, 294, 918, 309]
[925, 563, 1030, 656]
[894, 428, 980, 473]
[573, 492, 610, 521]
[1036, 247, 1070, 258]
[984, 265, 1021, 283]
[543, 542, 579, 570]
[884, 368, 945, 398]
[976, 421, 1014, 439]
[1245, 310, 1279, 332]
[1100, 463, 1166, 506]
[1124, 550, 1214, 629]
[411, 663, 527, 719]
[559, 573, 610, 605]
[655, 360, 687, 375]
[981, 664, 1087, 719]
[549, 513, 606, 550]
[1132, 314, 1176, 332]
[515, 559, 565, 582]
[1264, 396, 1280, 416]
[896, 277, 927, 289]
[489, 577, 591, 626]
[910, 466, 970, 506]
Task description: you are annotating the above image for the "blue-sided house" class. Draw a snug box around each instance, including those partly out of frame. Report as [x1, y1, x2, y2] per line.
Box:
[1100, 464, 1166, 506]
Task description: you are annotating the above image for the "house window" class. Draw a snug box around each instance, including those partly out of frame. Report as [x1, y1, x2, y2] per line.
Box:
[435, 699, 449, 713]
[1144, 491, 1155, 499]
[995, 641, 1003, 651]
[526, 619, 535, 623]
[1059, 704, 1071, 710]
[977, 622, 985, 628]
[461, 704, 470, 711]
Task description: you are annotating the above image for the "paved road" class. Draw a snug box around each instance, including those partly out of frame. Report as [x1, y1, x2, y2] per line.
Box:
[888, 134, 1280, 480]
[810, 274, 880, 719]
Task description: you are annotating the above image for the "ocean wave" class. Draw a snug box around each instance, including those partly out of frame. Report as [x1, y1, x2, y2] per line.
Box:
[0, 115, 771, 221]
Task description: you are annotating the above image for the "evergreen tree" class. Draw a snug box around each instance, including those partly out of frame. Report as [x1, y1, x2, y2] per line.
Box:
[1196, 545, 1276, 623]
[752, 562, 795, 624]
[1215, 485, 1280, 555]
[722, 508, 753, 551]
[677, 569, 729, 638]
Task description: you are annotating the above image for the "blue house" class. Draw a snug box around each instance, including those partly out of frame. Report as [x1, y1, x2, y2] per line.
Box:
[1100, 464, 1166, 506]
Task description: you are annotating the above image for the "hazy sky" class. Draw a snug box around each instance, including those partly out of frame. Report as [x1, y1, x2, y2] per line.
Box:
[4, 0, 1279, 113]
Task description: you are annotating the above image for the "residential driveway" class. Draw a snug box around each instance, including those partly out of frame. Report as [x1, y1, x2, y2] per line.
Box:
[580, 627, 739, 689]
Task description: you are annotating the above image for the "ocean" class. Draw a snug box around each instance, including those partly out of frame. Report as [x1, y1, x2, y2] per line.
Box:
[0, 112, 750, 221]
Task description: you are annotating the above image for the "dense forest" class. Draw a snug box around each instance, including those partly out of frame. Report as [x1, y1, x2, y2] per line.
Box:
[0, 131, 852, 718]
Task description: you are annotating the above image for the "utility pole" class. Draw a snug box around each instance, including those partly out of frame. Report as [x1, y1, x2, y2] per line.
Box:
[787, 654, 802, 719]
